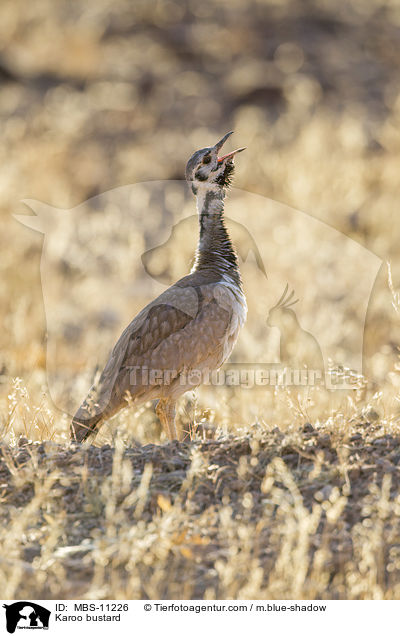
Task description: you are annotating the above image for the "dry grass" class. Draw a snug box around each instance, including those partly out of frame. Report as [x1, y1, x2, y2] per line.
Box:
[2, 415, 400, 600]
[1, 0, 400, 599]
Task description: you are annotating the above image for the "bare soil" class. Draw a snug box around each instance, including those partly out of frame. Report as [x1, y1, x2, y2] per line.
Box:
[2, 418, 399, 599]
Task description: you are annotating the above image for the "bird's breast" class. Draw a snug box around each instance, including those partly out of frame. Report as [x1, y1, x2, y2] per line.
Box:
[210, 278, 247, 364]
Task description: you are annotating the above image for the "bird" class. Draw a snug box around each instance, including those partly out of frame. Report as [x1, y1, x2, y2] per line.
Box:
[71, 132, 247, 443]
[267, 284, 324, 372]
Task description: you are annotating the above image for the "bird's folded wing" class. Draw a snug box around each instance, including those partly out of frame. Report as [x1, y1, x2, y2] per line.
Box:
[95, 281, 229, 393]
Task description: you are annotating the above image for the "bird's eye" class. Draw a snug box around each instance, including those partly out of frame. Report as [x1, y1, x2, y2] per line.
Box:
[202, 156, 211, 164]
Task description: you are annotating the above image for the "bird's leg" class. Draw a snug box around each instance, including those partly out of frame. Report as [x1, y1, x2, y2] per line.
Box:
[156, 398, 180, 440]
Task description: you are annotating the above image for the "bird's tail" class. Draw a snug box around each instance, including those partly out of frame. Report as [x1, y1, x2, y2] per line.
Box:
[70, 409, 104, 443]
[70, 385, 107, 442]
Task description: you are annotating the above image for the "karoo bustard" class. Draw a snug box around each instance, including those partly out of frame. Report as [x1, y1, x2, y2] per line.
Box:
[71, 132, 247, 442]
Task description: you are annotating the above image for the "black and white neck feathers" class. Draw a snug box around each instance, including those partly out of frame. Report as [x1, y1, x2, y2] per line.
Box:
[192, 182, 242, 288]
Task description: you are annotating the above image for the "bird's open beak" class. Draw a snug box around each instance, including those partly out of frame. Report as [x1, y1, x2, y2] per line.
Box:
[217, 147, 246, 163]
[214, 131, 246, 163]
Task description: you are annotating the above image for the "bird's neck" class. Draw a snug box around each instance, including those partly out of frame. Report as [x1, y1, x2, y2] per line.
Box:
[193, 185, 241, 287]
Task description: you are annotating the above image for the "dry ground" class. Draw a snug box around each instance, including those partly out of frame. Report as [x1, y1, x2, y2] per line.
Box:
[1, 415, 400, 599]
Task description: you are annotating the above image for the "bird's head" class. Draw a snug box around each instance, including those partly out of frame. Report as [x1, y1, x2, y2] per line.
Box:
[185, 132, 245, 194]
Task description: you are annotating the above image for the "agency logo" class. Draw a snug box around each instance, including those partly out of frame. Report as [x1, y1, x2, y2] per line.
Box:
[3, 602, 50, 633]
[15, 181, 381, 414]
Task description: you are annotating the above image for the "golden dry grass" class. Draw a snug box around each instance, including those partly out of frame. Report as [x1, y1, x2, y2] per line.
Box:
[1, 0, 400, 599]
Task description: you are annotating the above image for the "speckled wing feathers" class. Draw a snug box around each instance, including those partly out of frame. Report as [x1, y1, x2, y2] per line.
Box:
[73, 272, 239, 430]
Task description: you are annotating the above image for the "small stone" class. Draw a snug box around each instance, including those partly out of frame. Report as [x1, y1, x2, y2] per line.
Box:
[321, 485, 333, 500]
[23, 546, 41, 562]
[348, 467, 361, 480]
[373, 438, 387, 446]
[362, 407, 379, 423]
[318, 434, 331, 448]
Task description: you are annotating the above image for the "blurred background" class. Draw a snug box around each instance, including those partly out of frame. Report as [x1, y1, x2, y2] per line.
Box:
[1, 0, 400, 442]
